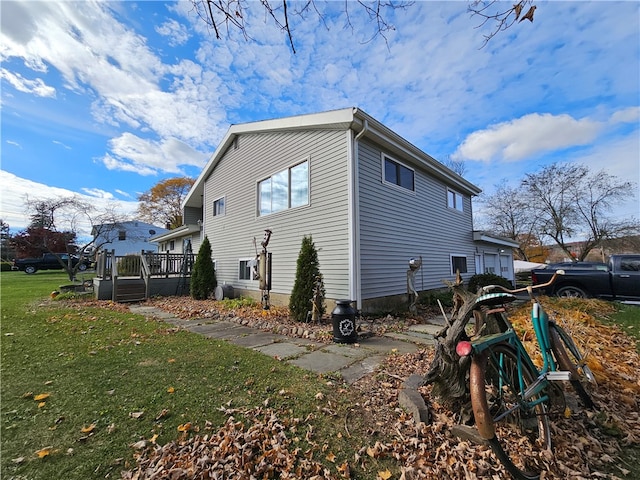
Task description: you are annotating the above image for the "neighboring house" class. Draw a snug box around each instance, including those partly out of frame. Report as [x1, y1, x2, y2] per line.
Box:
[157, 107, 516, 311]
[92, 221, 168, 256]
[151, 224, 201, 254]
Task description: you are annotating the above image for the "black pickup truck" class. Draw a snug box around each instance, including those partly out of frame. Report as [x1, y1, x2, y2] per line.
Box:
[531, 254, 640, 301]
[13, 253, 92, 274]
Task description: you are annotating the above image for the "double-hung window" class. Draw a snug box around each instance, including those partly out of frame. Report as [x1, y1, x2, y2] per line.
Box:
[383, 156, 414, 192]
[447, 189, 464, 212]
[258, 160, 309, 216]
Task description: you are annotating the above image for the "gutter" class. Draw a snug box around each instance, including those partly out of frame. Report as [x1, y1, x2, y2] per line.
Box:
[350, 117, 368, 309]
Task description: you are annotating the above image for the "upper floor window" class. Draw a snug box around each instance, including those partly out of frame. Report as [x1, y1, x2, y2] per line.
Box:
[447, 189, 464, 212]
[258, 160, 309, 216]
[213, 197, 225, 217]
[383, 156, 414, 191]
[118, 230, 126, 241]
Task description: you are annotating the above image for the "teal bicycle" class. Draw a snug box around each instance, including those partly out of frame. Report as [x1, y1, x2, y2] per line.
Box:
[456, 271, 597, 480]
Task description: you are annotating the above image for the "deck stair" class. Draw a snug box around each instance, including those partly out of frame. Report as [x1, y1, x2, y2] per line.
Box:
[113, 278, 147, 303]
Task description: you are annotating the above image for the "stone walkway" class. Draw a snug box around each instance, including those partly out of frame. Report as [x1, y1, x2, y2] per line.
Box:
[129, 304, 444, 384]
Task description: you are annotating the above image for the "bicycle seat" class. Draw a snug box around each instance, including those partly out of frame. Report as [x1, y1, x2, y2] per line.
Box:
[474, 292, 517, 307]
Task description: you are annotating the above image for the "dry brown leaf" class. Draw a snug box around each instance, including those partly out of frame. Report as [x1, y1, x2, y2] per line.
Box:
[33, 393, 50, 401]
[81, 424, 96, 433]
[377, 470, 392, 480]
[35, 446, 54, 458]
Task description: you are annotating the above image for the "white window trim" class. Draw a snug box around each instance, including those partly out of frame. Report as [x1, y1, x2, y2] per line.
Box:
[213, 196, 225, 217]
[238, 258, 258, 281]
[447, 188, 464, 212]
[257, 158, 310, 217]
[381, 154, 416, 193]
[450, 254, 468, 275]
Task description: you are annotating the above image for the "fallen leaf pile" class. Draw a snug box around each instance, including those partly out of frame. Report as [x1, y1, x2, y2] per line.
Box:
[121, 407, 342, 480]
[113, 297, 638, 479]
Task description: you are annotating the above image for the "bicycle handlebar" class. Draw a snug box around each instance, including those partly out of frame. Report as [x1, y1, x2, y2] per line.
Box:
[479, 270, 565, 298]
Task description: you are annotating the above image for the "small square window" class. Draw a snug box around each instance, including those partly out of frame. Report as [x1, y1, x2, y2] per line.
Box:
[451, 255, 468, 274]
[239, 259, 257, 280]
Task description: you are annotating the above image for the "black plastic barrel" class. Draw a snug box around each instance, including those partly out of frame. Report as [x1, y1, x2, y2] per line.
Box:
[332, 300, 357, 344]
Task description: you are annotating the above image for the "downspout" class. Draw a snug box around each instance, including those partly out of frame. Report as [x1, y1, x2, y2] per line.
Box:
[350, 118, 368, 309]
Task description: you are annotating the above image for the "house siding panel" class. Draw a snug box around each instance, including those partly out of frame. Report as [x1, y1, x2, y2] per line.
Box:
[202, 129, 351, 301]
[357, 139, 477, 300]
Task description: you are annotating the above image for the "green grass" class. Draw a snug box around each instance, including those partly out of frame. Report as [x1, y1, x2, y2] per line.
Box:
[0, 271, 387, 479]
[608, 303, 640, 350]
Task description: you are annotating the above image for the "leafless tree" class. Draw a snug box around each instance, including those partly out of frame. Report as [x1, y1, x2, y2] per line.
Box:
[21, 196, 129, 280]
[522, 162, 639, 261]
[477, 180, 540, 261]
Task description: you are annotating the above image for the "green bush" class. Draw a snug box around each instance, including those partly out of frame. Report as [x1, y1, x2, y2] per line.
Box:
[419, 289, 454, 308]
[289, 235, 325, 323]
[190, 236, 216, 300]
[467, 273, 512, 294]
[1, 261, 14, 271]
[219, 296, 255, 309]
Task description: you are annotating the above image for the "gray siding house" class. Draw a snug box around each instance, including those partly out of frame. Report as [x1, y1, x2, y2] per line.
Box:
[157, 108, 516, 311]
[92, 221, 168, 256]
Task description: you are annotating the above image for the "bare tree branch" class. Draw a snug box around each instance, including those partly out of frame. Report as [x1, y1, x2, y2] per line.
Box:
[468, 0, 536, 48]
[190, 0, 413, 53]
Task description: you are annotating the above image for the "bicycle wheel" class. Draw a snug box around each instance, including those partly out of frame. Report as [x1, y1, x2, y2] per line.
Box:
[549, 323, 596, 409]
[470, 343, 551, 480]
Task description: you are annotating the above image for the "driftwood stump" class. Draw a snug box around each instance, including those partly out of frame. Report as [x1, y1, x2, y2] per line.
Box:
[423, 273, 483, 421]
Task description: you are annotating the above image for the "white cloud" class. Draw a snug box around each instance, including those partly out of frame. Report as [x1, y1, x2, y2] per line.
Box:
[52, 140, 72, 150]
[155, 19, 190, 47]
[1, 1, 227, 150]
[610, 106, 640, 125]
[100, 133, 209, 175]
[453, 113, 603, 162]
[81, 188, 115, 200]
[0, 68, 56, 97]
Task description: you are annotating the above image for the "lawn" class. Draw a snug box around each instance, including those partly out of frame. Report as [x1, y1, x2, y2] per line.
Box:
[2, 271, 639, 479]
[0, 271, 391, 479]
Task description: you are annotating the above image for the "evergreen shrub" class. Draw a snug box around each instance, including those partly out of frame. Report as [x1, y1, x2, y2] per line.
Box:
[289, 235, 325, 323]
[467, 273, 512, 294]
[190, 236, 217, 300]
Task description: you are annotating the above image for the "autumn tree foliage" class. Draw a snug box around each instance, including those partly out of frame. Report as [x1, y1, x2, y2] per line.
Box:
[190, 236, 217, 300]
[137, 177, 195, 230]
[289, 235, 325, 323]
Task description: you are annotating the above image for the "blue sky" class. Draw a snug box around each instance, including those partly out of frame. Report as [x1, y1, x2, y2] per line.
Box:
[1, 0, 639, 238]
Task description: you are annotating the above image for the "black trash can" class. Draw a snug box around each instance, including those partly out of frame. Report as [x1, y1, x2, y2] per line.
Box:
[332, 300, 357, 344]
